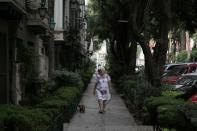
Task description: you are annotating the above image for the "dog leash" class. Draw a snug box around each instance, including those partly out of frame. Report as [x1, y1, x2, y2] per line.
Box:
[106, 93, 112, 105]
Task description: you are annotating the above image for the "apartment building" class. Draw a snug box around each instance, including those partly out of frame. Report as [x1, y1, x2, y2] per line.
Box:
[54, 0, 88, 71]
[0, 0, 55, 104]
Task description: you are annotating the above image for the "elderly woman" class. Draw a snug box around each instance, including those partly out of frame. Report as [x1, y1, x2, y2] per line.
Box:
[93, 67, 111, 113]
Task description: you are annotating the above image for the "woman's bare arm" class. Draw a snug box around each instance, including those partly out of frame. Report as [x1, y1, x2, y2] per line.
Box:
[93, 81, 97, 95]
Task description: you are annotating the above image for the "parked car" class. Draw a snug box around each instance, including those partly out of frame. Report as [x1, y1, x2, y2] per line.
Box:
[162, 64, 197, 85]
[176, 79, 197, 103]
[164, 63, 185, 72]
[164, 62, 197, 73]
[173, 73, 197, 91]
[189, 92, 197, 103]
[169, 73, 197, 103]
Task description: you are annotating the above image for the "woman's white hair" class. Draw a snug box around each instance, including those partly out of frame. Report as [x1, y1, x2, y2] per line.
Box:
[98, 66, 105, 71]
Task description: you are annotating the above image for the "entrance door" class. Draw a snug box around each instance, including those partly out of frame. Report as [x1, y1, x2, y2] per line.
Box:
[0, 33, 8, 104]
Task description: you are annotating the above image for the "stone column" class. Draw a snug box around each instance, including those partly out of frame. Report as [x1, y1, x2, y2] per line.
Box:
[54, 0, 63, 30]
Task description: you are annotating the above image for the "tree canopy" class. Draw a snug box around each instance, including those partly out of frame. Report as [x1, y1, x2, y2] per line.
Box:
[87, 0, 197, 89]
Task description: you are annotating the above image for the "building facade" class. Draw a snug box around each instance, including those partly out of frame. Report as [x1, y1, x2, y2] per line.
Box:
[53, 0, 88, 71]
[0, 0, 54, 104]
[0, 0, 89, 105]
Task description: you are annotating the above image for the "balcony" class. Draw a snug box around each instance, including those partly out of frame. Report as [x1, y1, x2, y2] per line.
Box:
[27, 19, 48, 34]
[0, 0, 27, 19]
[27, 10, 48, 34]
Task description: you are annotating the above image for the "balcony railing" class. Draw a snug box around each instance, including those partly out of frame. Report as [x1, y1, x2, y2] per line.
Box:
[14, 0, 26, 9]
[0, 0, 27, 19]
[27, 7, 48, 34]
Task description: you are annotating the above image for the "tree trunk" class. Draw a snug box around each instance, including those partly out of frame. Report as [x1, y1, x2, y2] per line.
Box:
[139, 42, 161, 87]
[128, 43, 137, 73]
[153, 0, 171, 77]
[153, 18, 169, 77]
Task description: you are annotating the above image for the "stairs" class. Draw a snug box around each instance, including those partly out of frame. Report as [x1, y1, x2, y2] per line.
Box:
[64, 124, 153, 131]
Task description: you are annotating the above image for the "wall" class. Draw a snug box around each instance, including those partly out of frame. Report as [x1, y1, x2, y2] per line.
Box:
[0, 17, 9, 104]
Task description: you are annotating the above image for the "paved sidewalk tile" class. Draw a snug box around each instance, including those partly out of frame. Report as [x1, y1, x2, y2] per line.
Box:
[64, 78, 153, 131]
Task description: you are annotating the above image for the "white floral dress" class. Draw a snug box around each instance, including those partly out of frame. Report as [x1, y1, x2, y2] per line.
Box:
[96, 74, 111, 100]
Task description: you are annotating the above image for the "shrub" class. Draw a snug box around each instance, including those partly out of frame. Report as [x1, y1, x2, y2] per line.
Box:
[176, 50, 188, 62]
[144, 95, 186, 127]
[161, 84, 175, 91]
[161, 91, 183, 98]
[180, 103, 197, 129]
[117, 75, 135, 84]
[157, 105, 192, 131]
[45, 80, 58, 94]
[120, 80, 137, 102]
[190, 49, 197, 62]
[144, 92, 197, 130]
[161, 128, 176, 131]
[0, 85, 83, 131]
[116, 75, 135, 93]
[0, 105, 51, 131]
[80, 71, 93, 89]
[145, 96, 185, 114]
[52, 70, 84, 89]
[118, 74, 161, 110]
[38, 86, 81, 122]
[22, 77, 47, 105]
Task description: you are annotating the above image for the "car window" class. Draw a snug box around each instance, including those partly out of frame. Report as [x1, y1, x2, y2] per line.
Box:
[165, 65, 184, 72]
[164, 66, 188, 76]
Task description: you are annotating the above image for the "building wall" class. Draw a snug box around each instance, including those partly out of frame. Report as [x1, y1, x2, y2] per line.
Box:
[0, 0, 56, 105]
[0, 17, 9, 104]
[36, 38, 49, 80]
[0, 17, 8, 32]
[14, 21, 50, 104]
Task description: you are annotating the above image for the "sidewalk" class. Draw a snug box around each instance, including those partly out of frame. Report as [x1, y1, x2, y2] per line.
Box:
[63, 78, 153, 131]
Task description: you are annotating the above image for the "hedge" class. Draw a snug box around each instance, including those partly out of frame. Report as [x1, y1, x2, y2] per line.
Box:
[145, 91, 197, 131]
[0, 70, 93, 131]
[52, 70, 84, 90]
[38, 86, 81, 122]
[80, 71, 93, 89]
[0, 105, 51, 131]
[0, 86, 82, 131]
[115, 74, 197, 130]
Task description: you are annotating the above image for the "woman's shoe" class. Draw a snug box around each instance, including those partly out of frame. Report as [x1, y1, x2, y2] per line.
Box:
[98, 110, 103, 114]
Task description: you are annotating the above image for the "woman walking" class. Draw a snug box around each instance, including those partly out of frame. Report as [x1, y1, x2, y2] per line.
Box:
[93, 67, 111, 113]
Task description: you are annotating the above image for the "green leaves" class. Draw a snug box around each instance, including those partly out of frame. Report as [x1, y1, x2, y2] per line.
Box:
[52, 70, 84, 89]
[176, 50, 188, 62]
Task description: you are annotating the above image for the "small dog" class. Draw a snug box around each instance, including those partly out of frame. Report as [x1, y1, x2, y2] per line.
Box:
[78, 104, 85, 113]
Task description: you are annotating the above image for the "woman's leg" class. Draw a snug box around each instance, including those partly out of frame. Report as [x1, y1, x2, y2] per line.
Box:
[103, 100, 107, 112]
[98, 99, 103, 112]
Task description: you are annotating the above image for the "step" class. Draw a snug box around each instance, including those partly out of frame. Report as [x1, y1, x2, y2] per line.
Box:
[64, 124, 153, 131]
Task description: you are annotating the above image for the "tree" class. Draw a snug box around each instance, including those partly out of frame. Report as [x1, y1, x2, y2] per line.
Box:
[88, 0, 138, 74]
[176, 50, 188, 62]
[87, 0, 197, 92]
